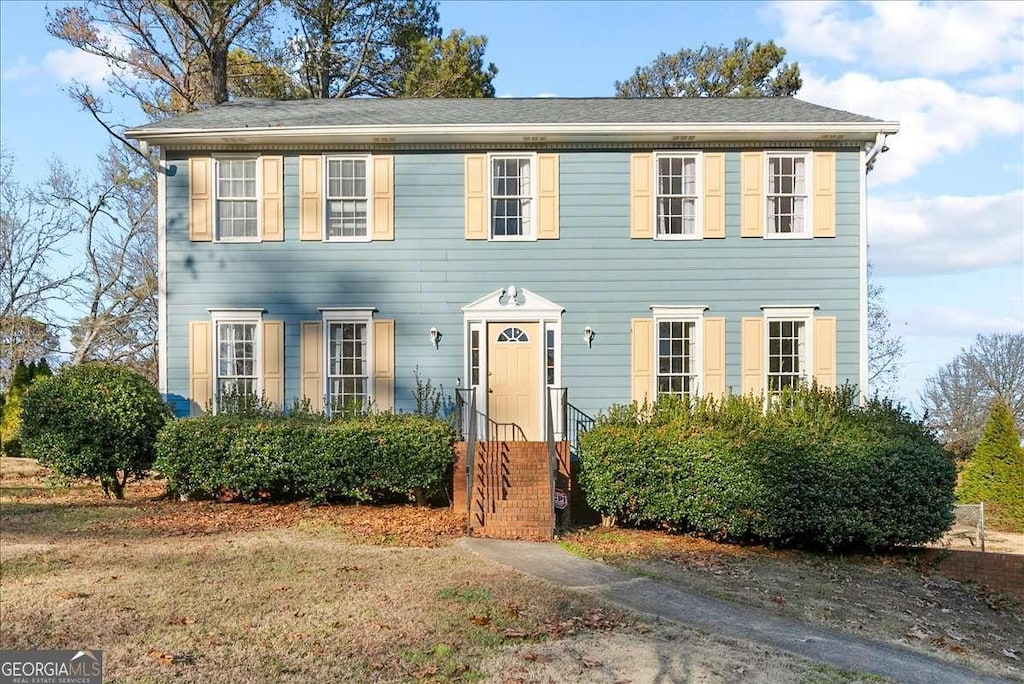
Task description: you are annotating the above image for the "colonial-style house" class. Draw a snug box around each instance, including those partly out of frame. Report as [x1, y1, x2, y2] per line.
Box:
[127, 97, 898, 538]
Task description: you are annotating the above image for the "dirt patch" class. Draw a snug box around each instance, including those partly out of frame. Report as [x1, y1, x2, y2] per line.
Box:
[482, 629, 880, 684]
[933, 526, 1024, 555]
[563, 527, 1024, 681]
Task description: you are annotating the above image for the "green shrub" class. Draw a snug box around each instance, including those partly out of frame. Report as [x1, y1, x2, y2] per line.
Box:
[155, 413, 457, 504]
[20, 363, 171, 498]
[578, 386, 956, 551]
[0, 359, 53, 458]
[957, 400, 1024, 532]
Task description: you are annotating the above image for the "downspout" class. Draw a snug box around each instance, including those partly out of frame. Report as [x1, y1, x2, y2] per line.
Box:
[859, 132, 887, 401]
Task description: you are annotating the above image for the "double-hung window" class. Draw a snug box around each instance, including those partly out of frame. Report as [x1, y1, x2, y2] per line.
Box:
[213, 312, 262, 411]
[327, 322, 368, 412]
[657, 320, 698, 397]
[322, 309, 375, 415]
[326, 156, 369, 240]
[766, 153, 809, 236]
[490, 155, 533, 239]
[651, 306, 704, 399]
[656, 154, 699, 238]
[215, 158, 259, 240]
[763, 308, 814, 394]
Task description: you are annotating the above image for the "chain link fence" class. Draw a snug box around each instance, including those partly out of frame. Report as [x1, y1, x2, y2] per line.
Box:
[948, 503, 986, 552]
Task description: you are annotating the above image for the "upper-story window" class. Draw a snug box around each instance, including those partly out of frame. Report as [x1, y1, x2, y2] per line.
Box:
[766, 153, 809, 236]
[656, 153, 699, 238]
[215, 158, 259, 240]
[490, 155, 534, 240]
[326, 156, 369, 240]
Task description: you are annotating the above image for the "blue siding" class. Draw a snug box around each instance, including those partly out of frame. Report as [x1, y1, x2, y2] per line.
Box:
[164, 149, 862, 419]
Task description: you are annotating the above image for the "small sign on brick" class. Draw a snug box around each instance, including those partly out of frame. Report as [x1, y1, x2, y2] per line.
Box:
[554, 488, 568, 510]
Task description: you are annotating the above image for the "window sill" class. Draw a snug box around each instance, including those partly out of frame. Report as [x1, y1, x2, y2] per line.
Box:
[488, 235, 538, 243]
[654, 233, 703, 241]
[324, 236, 373, 243]
[215, 237, 262, 244]
[763, 233, 813, 240]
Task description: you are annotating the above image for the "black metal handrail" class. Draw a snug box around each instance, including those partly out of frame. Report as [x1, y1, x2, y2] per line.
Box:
[454, 388, 526, 442]
[565, 401, 595, 456]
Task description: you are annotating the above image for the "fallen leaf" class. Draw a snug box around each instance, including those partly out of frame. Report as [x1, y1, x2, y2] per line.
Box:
[503, 629, 529, 639]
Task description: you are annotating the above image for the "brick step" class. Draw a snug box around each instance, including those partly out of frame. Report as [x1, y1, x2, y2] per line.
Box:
[491, 499, 551, 510]
[475, 522, 553, 534]
[473, 530, 553, 541]
[479, 510, 554, 521]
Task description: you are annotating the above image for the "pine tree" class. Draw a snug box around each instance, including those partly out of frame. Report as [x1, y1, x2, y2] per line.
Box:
[957, 400, 1024, 532]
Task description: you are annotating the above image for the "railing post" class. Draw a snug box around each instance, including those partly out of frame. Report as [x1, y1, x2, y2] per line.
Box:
[465, 389, 476, 536]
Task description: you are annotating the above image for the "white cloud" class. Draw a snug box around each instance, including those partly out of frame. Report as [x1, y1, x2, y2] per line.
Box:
[3, 29, 131, 89]
[769, 1, 1024, 80]
[1, 56, 41, 81]
[41, 48, 113, 88]
[900, 306, 1024, 338]
[800, 71, 1024, 185]
[868, 190, 1024, 275]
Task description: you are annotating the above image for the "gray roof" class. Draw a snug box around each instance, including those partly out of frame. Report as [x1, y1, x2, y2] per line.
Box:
[133, 97, 882, 131]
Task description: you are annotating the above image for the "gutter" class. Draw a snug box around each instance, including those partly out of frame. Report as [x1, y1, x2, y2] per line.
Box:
[125, 120, 902, 147]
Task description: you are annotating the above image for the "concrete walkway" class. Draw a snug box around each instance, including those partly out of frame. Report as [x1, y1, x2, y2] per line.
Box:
[461, 538, 1010, 684]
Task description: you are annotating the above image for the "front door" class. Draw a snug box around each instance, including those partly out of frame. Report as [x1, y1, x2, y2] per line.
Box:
[487, 322, 541, 440]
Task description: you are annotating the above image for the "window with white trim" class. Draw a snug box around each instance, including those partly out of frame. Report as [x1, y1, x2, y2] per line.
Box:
[326, 156, 369, 240]
[490, 155, 533, 239]
[215, 158, 259, 239]
[215, 317, 260, 411]
[470, 328, 481, 387]
[326, 321, 369, 413]
[657, 320, 698, 397]
[762, 307, 816, 394]
[766, 153, 809, 235]
[546, 328, 556, 386]
[656, 154, 699, 238]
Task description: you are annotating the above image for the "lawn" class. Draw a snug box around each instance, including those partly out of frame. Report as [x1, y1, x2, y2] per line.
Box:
[1, 459, 887, 683]
[561, 527, 1024, 681]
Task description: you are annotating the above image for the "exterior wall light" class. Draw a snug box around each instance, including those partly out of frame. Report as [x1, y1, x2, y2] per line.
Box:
[429, 327, 441, 349]
[583, 325, 594, 348]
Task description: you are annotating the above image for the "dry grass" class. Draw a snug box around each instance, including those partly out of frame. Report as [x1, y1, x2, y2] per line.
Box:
[562, 527, 1024, 681]
[2, 459, 887, 683]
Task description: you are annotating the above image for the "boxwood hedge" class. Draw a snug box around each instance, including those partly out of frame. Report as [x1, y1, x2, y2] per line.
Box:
[155, 413, 457, 503]
[578, 387, 956, 551]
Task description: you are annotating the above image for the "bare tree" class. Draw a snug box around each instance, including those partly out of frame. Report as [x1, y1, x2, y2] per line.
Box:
[47, 0, 274, 137]
[867, 263, 904, 394]
[921, 332, 1024, 459]
[44, 145, 158, 382]
[0, 148, 77, 390]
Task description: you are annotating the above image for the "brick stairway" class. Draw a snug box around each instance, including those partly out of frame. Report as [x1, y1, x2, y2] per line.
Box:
[453, 441, 569, 541]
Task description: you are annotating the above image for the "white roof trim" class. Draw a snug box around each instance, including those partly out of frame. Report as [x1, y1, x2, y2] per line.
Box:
[127, 121, 900, 147]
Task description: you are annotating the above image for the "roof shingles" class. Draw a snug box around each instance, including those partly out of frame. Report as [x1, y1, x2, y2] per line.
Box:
[132, 97, 882, 132]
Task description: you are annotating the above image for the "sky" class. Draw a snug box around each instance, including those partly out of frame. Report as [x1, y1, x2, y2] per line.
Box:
[1, 0, 1022, 409]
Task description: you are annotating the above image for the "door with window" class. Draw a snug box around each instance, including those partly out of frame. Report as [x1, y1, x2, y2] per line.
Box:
[487, 323, 540, 440]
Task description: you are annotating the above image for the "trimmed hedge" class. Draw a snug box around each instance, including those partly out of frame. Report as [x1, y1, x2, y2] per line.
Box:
[155, 413, 457, 503]
[578, 387, 956, 551]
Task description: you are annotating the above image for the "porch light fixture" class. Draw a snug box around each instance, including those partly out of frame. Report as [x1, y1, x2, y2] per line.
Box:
[583, 326, 594, 348]
[429, 326, 441, 349]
